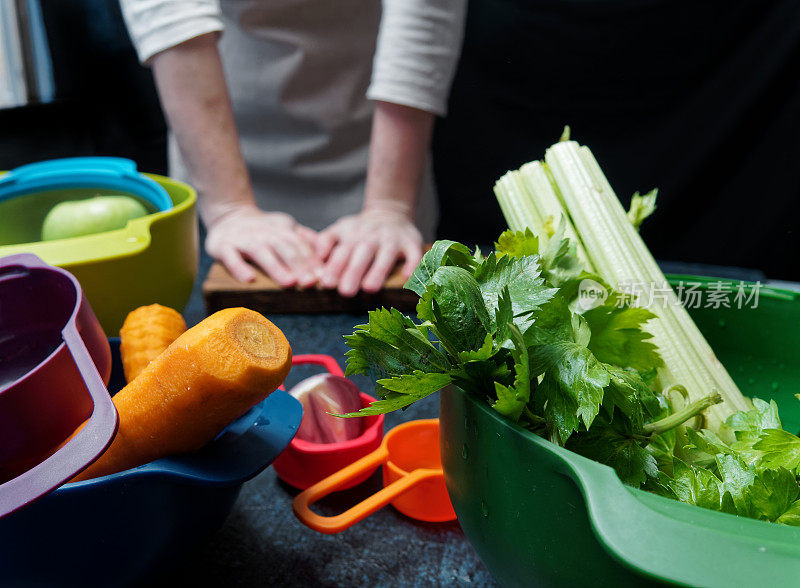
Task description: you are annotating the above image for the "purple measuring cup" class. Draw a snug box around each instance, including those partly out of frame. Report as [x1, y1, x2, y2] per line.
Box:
[0, 253, 118, 518]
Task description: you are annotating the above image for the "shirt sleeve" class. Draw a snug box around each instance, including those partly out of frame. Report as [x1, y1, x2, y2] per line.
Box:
[119, 0, 224, 64]
[367, 0, 467, 117]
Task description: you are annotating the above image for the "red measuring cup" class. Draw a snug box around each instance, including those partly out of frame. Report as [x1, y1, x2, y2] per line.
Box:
[273, 355, 385, 490]
[0, 253, 118, 518]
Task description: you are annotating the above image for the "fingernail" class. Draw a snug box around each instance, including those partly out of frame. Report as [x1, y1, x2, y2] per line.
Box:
[339, 284, 357, 298]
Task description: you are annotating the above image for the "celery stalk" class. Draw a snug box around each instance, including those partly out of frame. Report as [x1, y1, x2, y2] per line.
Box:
[496, 140, 751, 431]
[544, 141, 750, 429]
[494, 163, 588, 261]
[494, 171, 548, 238]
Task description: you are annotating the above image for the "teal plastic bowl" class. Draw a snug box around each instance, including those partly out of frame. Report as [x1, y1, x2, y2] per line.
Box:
[0, 173, 198, 335]
[440, 277, 800, 587]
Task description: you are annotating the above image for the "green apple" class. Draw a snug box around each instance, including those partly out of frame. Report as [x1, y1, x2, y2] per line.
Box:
[41, 196, 148, 241]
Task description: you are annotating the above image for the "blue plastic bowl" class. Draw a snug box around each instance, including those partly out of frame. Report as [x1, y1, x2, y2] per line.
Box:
[0, 339, 302, 587]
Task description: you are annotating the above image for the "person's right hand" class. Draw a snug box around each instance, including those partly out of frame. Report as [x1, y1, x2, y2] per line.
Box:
[205, 205, 320, 287]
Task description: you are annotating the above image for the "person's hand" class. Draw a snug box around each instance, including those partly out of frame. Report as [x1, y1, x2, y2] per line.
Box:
[316, 208, 423, 297]
[205, 205, 320, 287]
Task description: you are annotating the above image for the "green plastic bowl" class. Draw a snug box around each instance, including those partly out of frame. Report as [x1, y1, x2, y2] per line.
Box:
[440, 277, 800, 587]
[0, 174, 198, 335]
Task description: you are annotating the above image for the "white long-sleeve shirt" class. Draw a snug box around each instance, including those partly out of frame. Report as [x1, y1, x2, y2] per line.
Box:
[119, 0, 466, 235]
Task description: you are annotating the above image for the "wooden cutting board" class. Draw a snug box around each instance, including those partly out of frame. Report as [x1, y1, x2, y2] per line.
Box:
[203, 260, 421, 315]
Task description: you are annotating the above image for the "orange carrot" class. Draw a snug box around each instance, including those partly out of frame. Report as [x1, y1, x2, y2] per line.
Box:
[119, 303, 187, 382]
[73, 307, 291, 481]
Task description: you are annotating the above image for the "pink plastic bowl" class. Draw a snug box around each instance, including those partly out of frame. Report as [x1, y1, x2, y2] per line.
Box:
[273, 355, 385, 490]
[0, 253, 117, 518]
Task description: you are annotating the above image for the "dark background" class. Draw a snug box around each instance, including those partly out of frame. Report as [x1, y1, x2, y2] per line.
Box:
[2, 0, 797, 281]
[0, 0, 166, 173]
[435, 0, 800, 280]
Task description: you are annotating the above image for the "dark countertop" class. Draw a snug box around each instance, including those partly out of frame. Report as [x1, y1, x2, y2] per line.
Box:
[151, 250, 497, 588]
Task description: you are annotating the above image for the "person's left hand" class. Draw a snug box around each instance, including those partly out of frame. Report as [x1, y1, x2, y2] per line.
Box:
[316, 209, 423, 297]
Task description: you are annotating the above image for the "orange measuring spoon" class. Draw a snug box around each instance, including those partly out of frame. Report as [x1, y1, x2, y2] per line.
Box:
[293, 419, 455, 534]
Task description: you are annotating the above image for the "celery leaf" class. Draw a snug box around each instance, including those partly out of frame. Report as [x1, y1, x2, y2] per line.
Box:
[532, 340, 610, 430]
[566, 415, 659, 486]
[378, 371, 453, 396]
[540, 218, 585, 287]
[753, 429, 800, 473]
[474, 252, 556, 332]
[340, 372, 453, 417]
[727, 398, 782, 433]
[777, 500, 800, 526]
[534, 372, 579, 443]
[404, 240, 475, 295]
[602, 365, 647, 428]
[627, 188, 658, 231]
[491, 324, 530, 421]
[583, 305, 663, 372]
[494, 228, 539, 258]
[663, 459, 734, 513]
[745, 467, 800, 521]
[344, 308, 449, 379]
[428, 266, 491, 352]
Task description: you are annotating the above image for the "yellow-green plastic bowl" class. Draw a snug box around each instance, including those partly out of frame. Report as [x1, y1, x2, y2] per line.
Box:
[0, 173, 198, 335]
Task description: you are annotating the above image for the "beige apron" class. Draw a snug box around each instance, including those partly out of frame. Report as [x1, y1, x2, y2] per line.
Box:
[169, 0, 437, 238]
